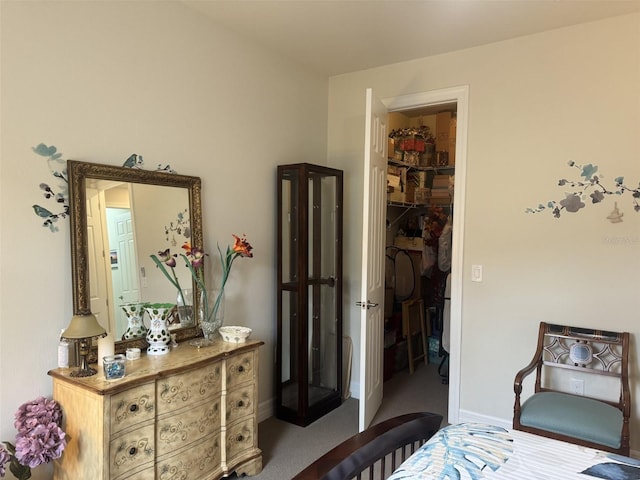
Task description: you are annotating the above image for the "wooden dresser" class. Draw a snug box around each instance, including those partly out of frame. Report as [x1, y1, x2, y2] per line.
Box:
[48, 339, 263, 480]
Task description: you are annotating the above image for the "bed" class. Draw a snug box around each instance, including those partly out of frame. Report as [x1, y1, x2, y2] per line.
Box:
[294, 414, 640, 480]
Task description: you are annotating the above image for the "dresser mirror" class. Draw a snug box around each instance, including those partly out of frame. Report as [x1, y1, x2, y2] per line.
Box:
[68, 160, 203, 351]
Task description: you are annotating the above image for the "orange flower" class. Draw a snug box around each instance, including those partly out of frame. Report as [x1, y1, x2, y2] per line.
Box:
[232, 234, 253, 258]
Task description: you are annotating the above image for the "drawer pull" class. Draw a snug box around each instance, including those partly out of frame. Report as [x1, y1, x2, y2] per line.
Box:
[237, 365, 245, 373]
[237, 400, 244, 407]
[129, 447, 137, 456]
[237, 434, 244, 442]
[129, 404, 138, 412]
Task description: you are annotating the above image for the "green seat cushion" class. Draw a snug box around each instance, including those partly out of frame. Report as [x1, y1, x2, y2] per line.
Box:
[520, 391, 623, 449]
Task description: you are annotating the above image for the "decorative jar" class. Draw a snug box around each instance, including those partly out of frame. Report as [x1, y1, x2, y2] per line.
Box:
[145, 303, 174, 355]
[121, 302, 147, 340]
[103, 354, 126, 380]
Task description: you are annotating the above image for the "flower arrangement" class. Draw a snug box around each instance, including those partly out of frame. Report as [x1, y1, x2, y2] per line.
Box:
[150, 247, 188, 312]
[209, 234, 254, 324]
[0, 396, 67, 480]
[150, 234, 254, 337]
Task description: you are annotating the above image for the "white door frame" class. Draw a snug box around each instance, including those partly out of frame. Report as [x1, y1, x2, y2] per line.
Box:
[383, 85, 469, 425]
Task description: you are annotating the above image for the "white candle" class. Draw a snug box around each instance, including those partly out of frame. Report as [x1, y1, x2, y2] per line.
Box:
[97, 333, 115, 366]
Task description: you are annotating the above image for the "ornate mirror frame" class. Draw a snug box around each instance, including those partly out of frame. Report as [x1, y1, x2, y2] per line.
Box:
[68, 160, 203, 353]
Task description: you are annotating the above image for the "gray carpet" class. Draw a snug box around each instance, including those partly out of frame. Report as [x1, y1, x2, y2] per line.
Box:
[241, 361, 448, 479]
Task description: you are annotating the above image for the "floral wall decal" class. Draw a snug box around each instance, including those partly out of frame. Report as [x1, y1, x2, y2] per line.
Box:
[32, 147, 180, 232]
[164, 208, 191, 246]
[526, 161, 640, 221]
[31, 143, 69, 232]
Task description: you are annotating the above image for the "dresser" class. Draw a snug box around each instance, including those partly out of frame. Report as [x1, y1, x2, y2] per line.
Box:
[48, 340, 263, 480]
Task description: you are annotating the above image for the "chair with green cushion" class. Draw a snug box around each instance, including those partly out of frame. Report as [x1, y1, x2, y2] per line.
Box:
[513, 322, 630, 456]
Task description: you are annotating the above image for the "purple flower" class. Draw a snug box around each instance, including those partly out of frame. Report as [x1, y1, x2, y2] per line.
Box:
[14, 423, 66, 469]
[0, 444, 10, 476]
[157, 249, 177, 268]
[14, 397, 62, 435]
[2, 397, 67, 479]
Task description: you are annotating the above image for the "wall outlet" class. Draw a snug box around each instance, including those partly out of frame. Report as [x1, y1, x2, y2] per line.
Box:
[570, 378, 584, 396]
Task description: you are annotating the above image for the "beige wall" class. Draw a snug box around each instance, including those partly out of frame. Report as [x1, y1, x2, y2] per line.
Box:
[328, 9, 640, 450]
[329, 12, 640, 448]
[0, 3, 327, 476]
[1, 1, 639, 474]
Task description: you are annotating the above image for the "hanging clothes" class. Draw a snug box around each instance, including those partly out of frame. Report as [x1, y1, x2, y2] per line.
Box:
[438, 216, 452, 272]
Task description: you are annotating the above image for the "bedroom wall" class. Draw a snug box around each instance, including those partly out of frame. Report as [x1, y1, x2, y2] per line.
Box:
[0, 3, 328, 476]
[328, 13, 640, 449]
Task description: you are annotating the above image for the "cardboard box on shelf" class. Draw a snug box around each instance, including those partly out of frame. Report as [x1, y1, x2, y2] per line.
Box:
[436, 112, 452, 152]
[387, 173, 401, 190]
[414, 187, 431, 204]
[449, 116, 457, 165]
[388, 190, 405, 203]
[432, 174, 451, 189]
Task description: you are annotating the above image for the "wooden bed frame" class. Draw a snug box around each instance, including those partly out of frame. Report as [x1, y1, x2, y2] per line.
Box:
[292, 412, 443, 480]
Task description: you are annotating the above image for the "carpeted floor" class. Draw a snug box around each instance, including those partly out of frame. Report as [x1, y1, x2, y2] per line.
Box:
[238, 361, 448, 479]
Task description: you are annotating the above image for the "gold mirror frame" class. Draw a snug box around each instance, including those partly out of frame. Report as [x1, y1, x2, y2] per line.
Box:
[68, 160, 203, 354]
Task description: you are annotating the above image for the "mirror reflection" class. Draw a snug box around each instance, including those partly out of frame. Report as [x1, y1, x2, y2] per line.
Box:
[85, 179, 194, 339]
[68, 160, 203, 350]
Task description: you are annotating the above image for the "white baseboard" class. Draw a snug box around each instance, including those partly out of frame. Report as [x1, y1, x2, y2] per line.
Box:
[456, 409, 511, 429]
[258, 397, 274, 423]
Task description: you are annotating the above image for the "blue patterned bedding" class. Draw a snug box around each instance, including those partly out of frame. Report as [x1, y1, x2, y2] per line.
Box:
[388, 423, 640, 479]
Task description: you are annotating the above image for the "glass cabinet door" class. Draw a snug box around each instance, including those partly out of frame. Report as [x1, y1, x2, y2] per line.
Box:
[277, 163, 343, 426]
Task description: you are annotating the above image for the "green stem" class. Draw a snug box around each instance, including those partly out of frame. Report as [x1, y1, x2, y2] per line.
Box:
[150, 255, 185, 308]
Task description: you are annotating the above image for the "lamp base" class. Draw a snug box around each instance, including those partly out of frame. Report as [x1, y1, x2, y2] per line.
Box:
[70, 338, 98, 377]
[70, 366, 98, 377]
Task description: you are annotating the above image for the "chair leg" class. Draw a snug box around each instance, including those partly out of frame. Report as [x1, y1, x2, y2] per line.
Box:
[420, 317, 428, 366]
[439, 352, 449, 384]
[407, 332, 415, 375]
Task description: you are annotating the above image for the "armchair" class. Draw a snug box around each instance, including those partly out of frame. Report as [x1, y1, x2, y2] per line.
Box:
[513, 322, 630, 456]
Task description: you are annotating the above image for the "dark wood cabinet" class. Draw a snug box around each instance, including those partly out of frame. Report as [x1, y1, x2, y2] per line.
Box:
[276, 163, 343, 426]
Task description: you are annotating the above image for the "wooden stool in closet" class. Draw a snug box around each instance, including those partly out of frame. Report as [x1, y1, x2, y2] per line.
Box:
[402, 298, 429, 374]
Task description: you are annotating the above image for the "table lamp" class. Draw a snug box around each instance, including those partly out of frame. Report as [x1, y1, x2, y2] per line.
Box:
[61, 311, 107, 377]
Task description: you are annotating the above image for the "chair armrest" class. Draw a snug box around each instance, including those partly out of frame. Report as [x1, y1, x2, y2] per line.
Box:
[292, 412, 443, 480]
[513, 359, 539, 396]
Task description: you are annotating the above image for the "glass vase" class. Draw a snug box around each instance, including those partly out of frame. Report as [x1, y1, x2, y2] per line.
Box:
[199, 289, 224, 341]
[176, 288, 195, 327]
[121, 303, 147, 340]
[145, 303, 174, 355]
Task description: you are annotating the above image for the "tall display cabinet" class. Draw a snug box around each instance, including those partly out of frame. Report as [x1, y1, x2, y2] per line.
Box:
[276, 163, 343, 426]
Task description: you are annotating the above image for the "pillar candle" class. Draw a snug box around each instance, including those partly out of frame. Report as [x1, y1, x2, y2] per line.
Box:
[97, 333, 115, 366]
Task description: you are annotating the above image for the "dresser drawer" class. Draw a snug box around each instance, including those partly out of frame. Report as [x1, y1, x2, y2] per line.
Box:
[156, 395, 221, 456]
[109, 423, 155, 479]
[157, 433, 222, 480]
[157, 361, 223, 415]
[226, 352, 255, 390]
[226, 387, 254, 424]
[226, 417, 256, 461]
[111, 383, 156, 435]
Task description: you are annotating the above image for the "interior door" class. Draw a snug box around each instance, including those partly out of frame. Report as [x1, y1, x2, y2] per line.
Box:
[358, 88, 388, 431]
[86, 188, 112, 331]
[108, 208, 140, 336]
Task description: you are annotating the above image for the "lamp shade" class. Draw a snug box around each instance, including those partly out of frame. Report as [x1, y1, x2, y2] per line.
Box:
[62, 312, 107, 339]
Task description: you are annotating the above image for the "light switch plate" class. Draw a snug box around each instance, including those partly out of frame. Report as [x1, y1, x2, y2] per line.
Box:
[471, 265, 483, 282]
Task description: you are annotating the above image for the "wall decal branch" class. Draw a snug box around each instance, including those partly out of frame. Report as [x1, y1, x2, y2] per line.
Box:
[31, 143, 69, 232]
[526, 161, 640, 220]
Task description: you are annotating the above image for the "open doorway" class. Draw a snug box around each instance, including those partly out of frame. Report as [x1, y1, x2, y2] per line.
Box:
[380, 86, 468, 426]
[383, 102, 456, 420]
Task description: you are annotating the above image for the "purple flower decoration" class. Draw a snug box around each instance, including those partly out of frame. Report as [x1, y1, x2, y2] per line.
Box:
[1, 396, 67, 479]
[0, 444, 10, 476]
[157, 249, 177, 268]
[15, 423, 66, 468]
[14, 397, 62, 434]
